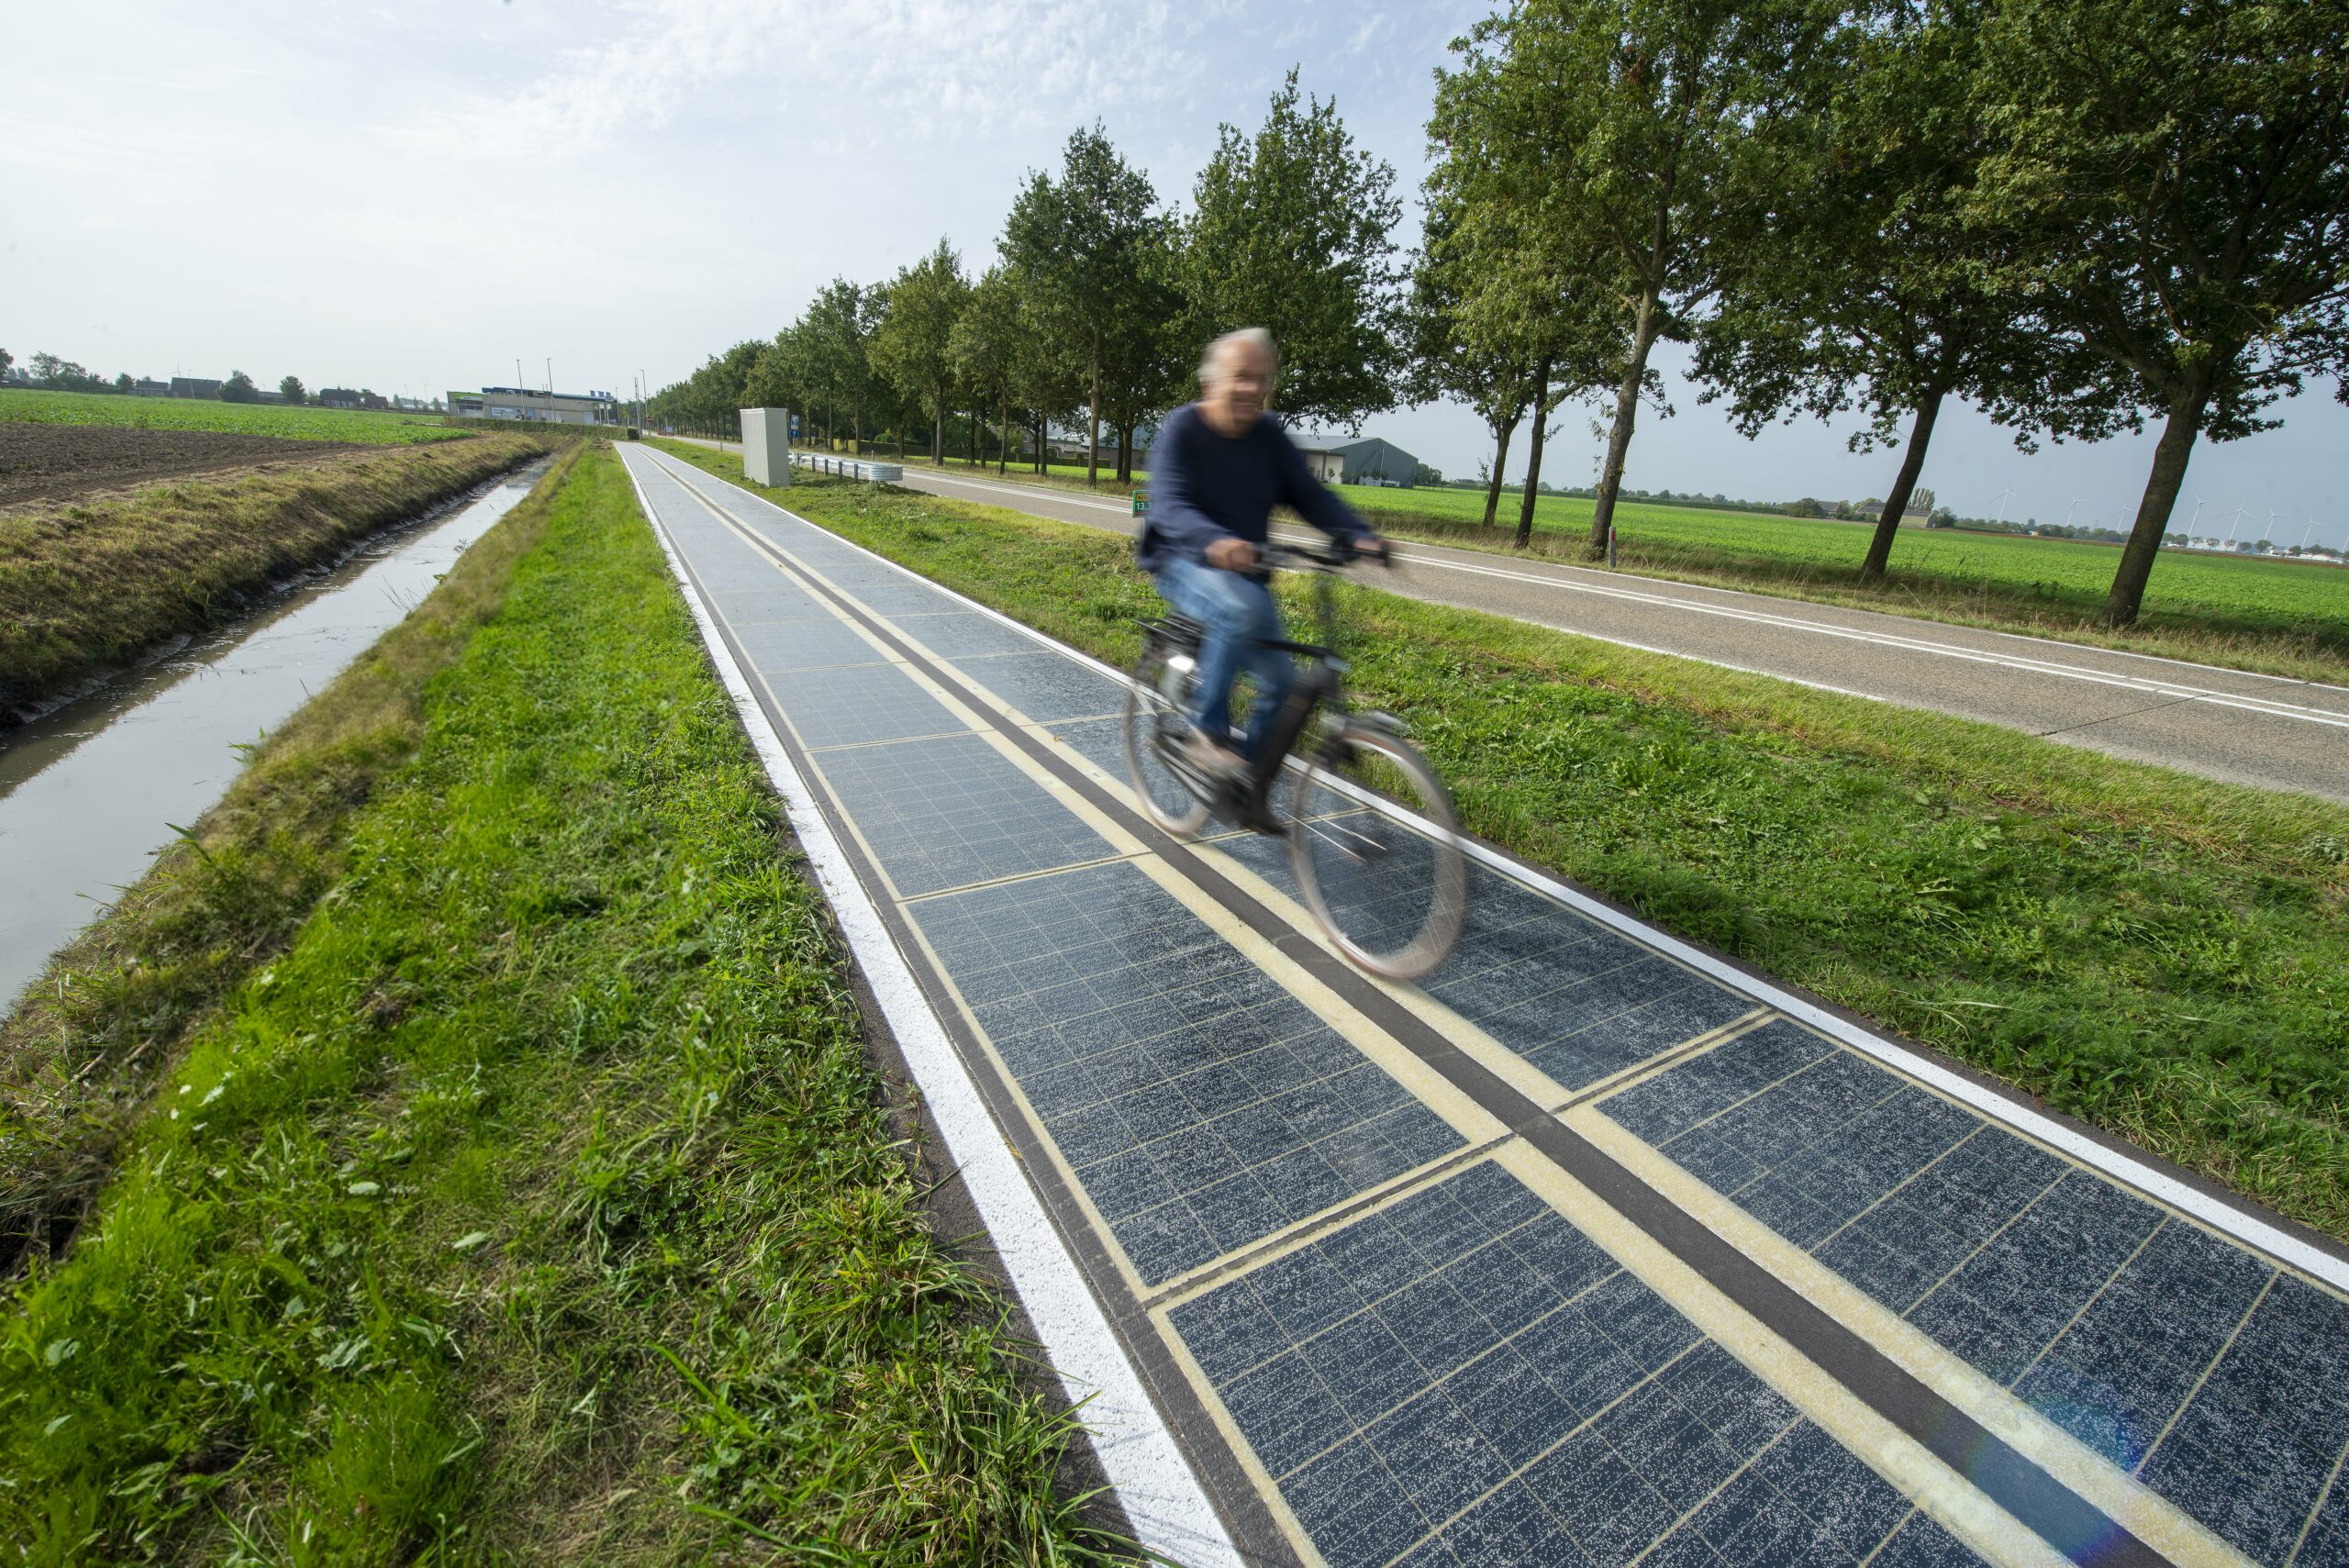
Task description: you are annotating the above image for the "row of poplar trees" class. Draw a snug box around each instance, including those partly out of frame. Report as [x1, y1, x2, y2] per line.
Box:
[659, 0, 2349, 628]
[653, 71, 1404, 492]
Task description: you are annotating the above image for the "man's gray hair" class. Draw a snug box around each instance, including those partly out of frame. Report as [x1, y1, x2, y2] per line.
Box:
[1200, 327, 1278, 387]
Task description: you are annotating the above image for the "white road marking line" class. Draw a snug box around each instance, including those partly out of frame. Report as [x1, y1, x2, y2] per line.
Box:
[1375, 551, 2349, 728]
[620, 450, 1245, 1568]
[894, 462, 2349, 724]
[647, 443, 2349, 1297]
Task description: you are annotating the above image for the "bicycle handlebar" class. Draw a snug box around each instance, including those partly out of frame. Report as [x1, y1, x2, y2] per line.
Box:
[1263, 538, 1393, 571]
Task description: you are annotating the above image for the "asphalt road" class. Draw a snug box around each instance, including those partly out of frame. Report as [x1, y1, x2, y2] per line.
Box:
[869, 460, 2349, 805]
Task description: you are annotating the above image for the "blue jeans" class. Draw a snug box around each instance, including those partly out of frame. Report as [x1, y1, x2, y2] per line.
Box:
[1153, 554, 1296, 762]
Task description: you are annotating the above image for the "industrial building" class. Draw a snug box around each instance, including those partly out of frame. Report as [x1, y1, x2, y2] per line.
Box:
[448, 386, 622, 426]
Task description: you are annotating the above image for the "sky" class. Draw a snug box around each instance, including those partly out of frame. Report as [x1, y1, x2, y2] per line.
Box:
[8, 0, 2348, 550]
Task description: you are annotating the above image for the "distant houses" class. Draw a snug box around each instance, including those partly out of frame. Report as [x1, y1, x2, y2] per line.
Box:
[445, 386, 620, 426]
[1287, 431, 1426, 486]
[1043, 434, 1152, 467]
[131, 378, 170, 398]
[169, 376, 222, 400]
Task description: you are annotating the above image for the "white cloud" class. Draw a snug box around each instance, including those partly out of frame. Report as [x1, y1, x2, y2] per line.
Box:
[395, 0, 1202, 161]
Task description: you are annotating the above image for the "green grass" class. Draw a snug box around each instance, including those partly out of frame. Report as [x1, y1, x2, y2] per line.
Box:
[0, 388, 474, 445]
[0, 444, 1128, 1562]
[654, 438, 2349, 1246]
[1, 433, 550, 716]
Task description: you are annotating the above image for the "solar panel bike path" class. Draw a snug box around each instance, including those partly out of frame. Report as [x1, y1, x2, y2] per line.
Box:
[618, 445, 2349, 1568]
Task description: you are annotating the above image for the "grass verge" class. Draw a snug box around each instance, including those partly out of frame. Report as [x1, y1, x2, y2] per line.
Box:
[0, 432, 551, 718]
[0, 443, 1126, 1562]
[655, 438, 2349, 1246]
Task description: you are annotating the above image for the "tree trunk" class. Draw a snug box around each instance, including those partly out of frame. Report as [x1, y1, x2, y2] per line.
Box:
[1515, 360, 1553, 549]
[2104, 374, 2213, 627]
[932, 398, 943, 466]
[1118, 423, 1134, 484]
[1033, 410, 1044, 475]
[1860, 388, 1945, 582]
[1590, 286, 1664, 552]
[1086, 345, 1102, 487]
[1482, 404, 1522, 531]
[999, 395, 1010, 475]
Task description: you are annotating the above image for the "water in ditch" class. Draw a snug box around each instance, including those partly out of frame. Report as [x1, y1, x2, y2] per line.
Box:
[0, 461, 550, 1008]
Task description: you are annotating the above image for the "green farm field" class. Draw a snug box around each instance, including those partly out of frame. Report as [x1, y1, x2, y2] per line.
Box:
[0, 387, 473, 445]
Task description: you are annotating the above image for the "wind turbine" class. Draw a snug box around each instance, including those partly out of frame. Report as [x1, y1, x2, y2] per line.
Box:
[2221, 504, 2247, 549]
[1994, 487, 2019, 527]
[2303, 517, 2319, 552]
[2182, 497, 2205, 543]
[2064, 497, 2083, 528]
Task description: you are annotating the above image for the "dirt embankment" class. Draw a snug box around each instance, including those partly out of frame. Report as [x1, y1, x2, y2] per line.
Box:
[0, 431, 557, 722]
[0, 423, 365, 508]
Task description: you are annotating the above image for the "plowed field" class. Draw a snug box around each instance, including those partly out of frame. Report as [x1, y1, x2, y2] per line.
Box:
[0, 421, 361, 506]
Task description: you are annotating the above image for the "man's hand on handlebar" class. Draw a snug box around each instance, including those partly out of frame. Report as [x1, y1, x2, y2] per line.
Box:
[1205, 537, 1259, 572]
[1206, 536, 1389, 572]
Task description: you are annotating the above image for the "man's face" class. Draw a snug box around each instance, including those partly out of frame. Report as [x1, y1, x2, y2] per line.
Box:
[1207, 339, 1272, 426]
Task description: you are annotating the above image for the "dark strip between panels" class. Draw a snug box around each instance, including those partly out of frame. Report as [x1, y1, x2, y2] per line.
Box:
[668, 463, 2173, 1568]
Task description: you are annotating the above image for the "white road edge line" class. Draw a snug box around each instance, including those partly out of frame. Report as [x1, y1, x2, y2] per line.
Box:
[648, 444, 2349, 1298]
[621, 452, 1243, 1568]
[896, 462, 2349, 719]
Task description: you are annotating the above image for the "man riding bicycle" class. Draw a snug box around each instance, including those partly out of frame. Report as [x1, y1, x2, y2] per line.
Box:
[1138, 328, 1389, 804]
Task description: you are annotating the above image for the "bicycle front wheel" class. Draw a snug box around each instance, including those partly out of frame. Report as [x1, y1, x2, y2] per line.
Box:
[1287, 725, 1467, 981]
[1123, 645, 1212, 838]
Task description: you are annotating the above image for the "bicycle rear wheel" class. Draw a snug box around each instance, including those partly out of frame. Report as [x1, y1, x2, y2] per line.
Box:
[1123, 643, 1212, 838]
[1286, 725, 1467, 980]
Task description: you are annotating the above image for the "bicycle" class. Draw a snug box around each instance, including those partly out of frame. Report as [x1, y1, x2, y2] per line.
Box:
[1122, 540, 1469, 981]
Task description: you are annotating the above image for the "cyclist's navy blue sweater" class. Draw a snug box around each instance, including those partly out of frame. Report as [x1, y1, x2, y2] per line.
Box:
[1136, 404, 1369, 579]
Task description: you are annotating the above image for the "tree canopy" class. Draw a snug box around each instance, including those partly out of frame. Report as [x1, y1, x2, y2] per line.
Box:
[1002, 125, 1167, 483]
[1176, 70, 1406, 429]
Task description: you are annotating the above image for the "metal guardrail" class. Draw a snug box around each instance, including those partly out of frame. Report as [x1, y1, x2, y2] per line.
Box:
[788, 450, 903, 483]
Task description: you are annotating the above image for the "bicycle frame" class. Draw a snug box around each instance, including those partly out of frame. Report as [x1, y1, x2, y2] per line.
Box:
[1136, 540, 1387, 807]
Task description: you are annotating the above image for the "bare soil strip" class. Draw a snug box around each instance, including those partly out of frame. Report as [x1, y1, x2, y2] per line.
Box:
[0, 420, 362, 507]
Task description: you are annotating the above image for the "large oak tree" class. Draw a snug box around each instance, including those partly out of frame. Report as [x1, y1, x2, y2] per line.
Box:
[1967, 0, 2349, 626]
[1439, 0, 1819, 555]
[1695, 4, 2097, 582]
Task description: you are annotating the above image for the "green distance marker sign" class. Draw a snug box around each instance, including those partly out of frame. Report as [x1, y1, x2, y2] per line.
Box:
[1131, 490, 1150, 517]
